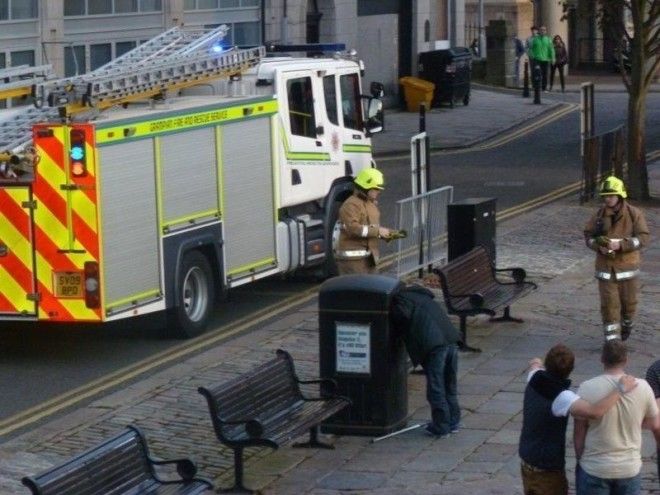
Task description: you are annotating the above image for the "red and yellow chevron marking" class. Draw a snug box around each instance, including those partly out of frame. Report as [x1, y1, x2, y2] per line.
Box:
[22, 124, 102, 321]
[0, 187, 35, 314]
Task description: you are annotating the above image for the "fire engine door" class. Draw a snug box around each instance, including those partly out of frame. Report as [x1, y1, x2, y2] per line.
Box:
[0, 186, 37, 316]
[337, 70, 372, 172]
[281, 71, 338, 205]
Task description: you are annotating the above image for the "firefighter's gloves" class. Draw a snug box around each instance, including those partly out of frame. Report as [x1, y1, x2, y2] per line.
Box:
[378, 226, 391, 239]
[595, 236, 619, 258]
[383, 229, 408, 242]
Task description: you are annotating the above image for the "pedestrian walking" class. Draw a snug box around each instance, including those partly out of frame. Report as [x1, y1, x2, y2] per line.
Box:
[584, 176, 649, 340]
[549, 35, 568, 92]
[514, 35, 525, 87]
[645, 359, 660, 483]
[519, 344, 637, 495]
[390, 285, 461, 437]
[574, 341, 659, 495]
[335, 168, 392, 275]
[528, 25, 555, 91]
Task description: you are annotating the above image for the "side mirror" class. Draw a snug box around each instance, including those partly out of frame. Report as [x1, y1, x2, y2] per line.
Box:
[370, 81, 384, 98]
[364, 97, 384, 135]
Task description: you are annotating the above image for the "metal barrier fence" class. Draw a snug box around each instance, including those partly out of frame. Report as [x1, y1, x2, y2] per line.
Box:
[394, 185, 454, 279]
[581, 125, 626, 203]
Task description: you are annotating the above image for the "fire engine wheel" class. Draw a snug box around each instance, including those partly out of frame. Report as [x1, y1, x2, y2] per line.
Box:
[324, 200, 342, 278]
[169, 251, 214, 338]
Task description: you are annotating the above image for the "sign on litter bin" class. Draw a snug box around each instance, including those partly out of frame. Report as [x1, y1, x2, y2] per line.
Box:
[319, 274, 409, 436]
[336, 322, 371, 374]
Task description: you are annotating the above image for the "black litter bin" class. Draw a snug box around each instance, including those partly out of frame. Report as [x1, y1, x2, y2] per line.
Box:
[319, 274, 408, 436]
[418, 47, 472, 108]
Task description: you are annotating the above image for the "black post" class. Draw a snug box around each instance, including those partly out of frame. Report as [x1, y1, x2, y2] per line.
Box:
[418, 103, 426, 279]
[532, 64, 541, 104]
[522, 60, 530, 98]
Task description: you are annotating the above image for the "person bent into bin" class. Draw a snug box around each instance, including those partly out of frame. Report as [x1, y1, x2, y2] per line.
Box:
[336, 168, 393, 275]
[391, 284, 462, 437]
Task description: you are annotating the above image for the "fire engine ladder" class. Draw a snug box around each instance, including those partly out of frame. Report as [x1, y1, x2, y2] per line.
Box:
[34, 25, 265, 115]
[0, 64, 54, 100]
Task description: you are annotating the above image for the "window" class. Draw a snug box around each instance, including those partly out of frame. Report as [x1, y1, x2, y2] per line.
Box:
[0, 53, 5, 68]
[11, 50, 35, 67]
[64, 0, 86, 15]
[11, 0, 37, 19]
[116, 41, 137, 57]
[287, 77, 316, 138]
[184, 0, 195, 10]
[241, 0, 259, 5]
[323, 76, 338, 125]
[233, 22, 260, 45]
[90, 43, 111, 70]
[198, 0, 217, 8]
[88, 0, 112, 14]
[115, 0, 137, 13]
[340, 73, 363, 131]
[219, 0, 239, 7]
[65, 45, 86, 76]
[0, 0, 37, 19]
[140, 0, 161, 11]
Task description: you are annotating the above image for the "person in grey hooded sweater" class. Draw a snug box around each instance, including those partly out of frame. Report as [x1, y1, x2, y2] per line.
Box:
[391, 285, 462, 437]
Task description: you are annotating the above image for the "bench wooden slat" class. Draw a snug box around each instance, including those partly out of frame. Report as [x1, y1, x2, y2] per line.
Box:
[433, 246, 537, 351]
[198, 349, 351, 493]
[22, 426, 213, 495]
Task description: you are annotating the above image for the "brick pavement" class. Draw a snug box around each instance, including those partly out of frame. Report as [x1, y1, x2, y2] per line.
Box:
[0, 167, 657, 494]
[0, 87, 657, 493]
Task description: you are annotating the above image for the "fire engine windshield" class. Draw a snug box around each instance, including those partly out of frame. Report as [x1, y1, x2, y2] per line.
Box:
[340, 73, 363, 131]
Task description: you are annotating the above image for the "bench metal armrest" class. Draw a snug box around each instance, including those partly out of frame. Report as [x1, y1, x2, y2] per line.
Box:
[149, 457, 198, 481]
[494, 267, 527, 283]
[298, 378, 341, 400]
[219, 417, 265, 438]
[446, 292, 484, 307]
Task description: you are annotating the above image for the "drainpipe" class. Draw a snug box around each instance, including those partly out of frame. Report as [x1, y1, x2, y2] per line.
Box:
[281, 0, 289, 44]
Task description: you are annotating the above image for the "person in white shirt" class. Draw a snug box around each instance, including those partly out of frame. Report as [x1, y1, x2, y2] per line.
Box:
[574, 341, 659, 494]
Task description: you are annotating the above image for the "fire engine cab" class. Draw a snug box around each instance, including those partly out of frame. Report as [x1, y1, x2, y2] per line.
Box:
[0, 26, 384, 336]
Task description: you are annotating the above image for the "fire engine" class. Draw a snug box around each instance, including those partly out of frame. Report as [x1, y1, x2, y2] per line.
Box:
[0, 26, 384, 337]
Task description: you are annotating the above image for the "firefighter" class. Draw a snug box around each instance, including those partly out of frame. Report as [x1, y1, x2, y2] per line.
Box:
[584, 176, 649, 341]
[335, 168, 392, 274]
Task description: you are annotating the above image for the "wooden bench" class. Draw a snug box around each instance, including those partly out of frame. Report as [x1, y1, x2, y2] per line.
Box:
[21, 425, 213, 495]
[198, 349, 351, 493]
[433, 246, 537, 352]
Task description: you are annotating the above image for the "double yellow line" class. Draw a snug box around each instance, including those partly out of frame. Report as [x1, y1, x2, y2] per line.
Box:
[379, 102, 578, 162]
[0, 289, 318, 438]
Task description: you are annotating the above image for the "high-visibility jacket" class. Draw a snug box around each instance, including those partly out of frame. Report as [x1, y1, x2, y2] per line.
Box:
[584, 201, 649, 280]
[337, 190, 382, 262]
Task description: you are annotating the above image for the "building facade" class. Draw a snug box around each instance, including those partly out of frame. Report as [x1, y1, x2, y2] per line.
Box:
[1, 1, 469, 104]
[0, 0, 262, 78]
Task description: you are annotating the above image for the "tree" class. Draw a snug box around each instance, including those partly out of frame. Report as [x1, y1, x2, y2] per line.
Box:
[599, 0, 659, 199]
[566, 0, 659, 198]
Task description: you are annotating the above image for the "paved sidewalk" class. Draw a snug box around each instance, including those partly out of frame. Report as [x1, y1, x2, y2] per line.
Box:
[371, 88, 569, 154]
[0, 87, 657, 494]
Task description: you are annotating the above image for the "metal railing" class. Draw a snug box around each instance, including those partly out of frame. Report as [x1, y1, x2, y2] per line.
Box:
[394, 185, 454, 279]
[581, 125, 626, 203]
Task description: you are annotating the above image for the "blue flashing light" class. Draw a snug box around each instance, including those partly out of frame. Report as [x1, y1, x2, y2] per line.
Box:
[211, 44, 224, 53]
[70, 146, 84, 161]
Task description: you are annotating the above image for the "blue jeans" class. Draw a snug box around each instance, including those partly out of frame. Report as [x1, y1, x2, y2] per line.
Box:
[575, 463, 641, 495]
[423, 344, 460, 435]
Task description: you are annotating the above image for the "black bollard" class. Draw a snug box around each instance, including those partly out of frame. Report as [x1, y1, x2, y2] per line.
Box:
[522, 61, 530, 98]
[532, 64, 541, 104]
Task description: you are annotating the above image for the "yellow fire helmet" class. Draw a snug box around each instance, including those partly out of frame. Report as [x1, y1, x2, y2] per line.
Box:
[354, 168, 385, 190]
[599, 175, 627, 199]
